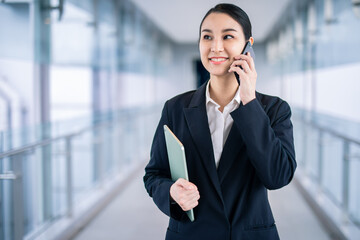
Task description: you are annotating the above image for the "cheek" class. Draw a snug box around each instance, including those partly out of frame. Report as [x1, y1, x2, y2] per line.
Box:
[228, 44, 243, 56]
[199, 44, 209, 61]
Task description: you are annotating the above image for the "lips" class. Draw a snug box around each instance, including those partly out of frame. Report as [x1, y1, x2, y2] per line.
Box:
[209, 57, 229, 64]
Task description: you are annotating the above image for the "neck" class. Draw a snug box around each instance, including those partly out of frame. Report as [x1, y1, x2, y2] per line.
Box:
[209, 73, 239, 108]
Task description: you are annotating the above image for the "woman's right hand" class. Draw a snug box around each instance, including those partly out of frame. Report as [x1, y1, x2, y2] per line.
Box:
[170, 178, 200, 211]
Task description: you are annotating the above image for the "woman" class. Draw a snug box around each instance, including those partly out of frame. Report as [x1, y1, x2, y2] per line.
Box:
[144, 3, 296, 240]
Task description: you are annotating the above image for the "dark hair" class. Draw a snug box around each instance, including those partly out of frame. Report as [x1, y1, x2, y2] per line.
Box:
[199, 3, 252, 41]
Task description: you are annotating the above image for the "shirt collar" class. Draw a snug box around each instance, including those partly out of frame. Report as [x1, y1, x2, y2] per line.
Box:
[206, 80, 241, 106]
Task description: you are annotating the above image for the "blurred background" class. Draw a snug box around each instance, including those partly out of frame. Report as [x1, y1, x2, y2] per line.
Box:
[0, 0, 360, 239]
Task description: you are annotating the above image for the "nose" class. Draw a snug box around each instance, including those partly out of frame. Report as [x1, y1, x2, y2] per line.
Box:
[211, 38, 224, 52]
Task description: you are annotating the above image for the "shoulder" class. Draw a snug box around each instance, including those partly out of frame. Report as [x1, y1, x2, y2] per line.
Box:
[165, 89, 196, 109]
[256, 91, 290, 110]
[161, 90, 197, 129]
[255, 91, 291, 124]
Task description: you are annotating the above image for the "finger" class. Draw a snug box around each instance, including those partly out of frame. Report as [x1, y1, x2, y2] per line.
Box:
[234, 53, 251, 60]
[179, 190, 199, 203]
[176, 185, 198, 196]
[230, 60, 250, 73]
[178, 195, 197, 207]
[176, 178, 197, 191]
[242, 61, 251, 73]
[230, 59, 242, 68]
[176, 178, 190, 188]
[229, 65, 247, 80]
[190, 199, 199, 207]
[182, 200, 199, 211]
[228, 64, 246, 75]
[234, 53, 254, 70]
[188, 200, 200, 210]
[184, 190, 200, 200]
[246, 52, 256, 70]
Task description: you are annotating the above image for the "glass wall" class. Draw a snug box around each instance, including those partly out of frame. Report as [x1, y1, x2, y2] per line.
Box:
[0, 2, 32, 148]
[0, 0, 187, 239]
[50, 0, 95, 122]
[0, 0, 180, 150]
[257, 0, 360, 237]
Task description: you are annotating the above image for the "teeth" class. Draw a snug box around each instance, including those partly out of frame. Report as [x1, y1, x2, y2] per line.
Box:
[211, 58, 227, 62]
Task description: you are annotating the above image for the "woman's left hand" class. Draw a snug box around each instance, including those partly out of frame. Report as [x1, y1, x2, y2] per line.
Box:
[228, 52, 257, 105]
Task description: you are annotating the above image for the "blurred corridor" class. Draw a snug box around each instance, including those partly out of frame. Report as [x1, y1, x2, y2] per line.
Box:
[1, 0, 360, 239]
[72, 165, 330, 240]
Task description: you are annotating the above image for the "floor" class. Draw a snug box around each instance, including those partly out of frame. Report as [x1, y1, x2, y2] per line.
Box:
[72, 167, 331, 240]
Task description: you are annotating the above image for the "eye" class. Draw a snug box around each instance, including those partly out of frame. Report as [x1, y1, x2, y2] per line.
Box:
[203, 35, 212, 40]
[224, 35, 234, 40]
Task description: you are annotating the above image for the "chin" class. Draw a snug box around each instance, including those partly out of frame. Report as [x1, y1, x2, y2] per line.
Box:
[209, 70, 233, 78]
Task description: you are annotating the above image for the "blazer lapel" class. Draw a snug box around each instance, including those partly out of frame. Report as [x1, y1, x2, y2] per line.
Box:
[183, 83, 223, 199]
[216, 124, 244, 184]
[217, 96, 267, 184]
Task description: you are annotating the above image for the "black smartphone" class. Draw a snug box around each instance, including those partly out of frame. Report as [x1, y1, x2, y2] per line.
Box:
[234, 41, 255, 85]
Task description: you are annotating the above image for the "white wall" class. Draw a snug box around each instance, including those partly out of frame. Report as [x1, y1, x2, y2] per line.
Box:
[259, 62, 360, 123]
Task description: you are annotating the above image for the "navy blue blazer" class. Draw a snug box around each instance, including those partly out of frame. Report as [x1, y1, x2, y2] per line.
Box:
[144, 81, 296, 240]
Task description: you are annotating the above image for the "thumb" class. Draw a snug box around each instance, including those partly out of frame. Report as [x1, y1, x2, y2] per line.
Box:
[177, 178, 196, 190]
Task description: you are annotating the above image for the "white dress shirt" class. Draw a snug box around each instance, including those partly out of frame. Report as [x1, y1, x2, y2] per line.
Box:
[205, 80, 241, 168]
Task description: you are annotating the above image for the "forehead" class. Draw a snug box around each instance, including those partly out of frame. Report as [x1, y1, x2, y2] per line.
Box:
[201, 12, 243, 32]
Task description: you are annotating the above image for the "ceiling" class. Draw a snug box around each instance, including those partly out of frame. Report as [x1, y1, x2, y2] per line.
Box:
[130, 0, 291, 44]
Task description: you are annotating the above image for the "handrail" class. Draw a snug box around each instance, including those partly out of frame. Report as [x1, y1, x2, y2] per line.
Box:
[0, 120, 113, 159]
[294, 116, 360, 147]
[0, 106, 161, 240]
[0, 104, 162, 159]
[293, 113, 360, 232]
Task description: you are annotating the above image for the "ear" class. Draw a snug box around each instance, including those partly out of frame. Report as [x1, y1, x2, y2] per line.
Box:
[249, 37, 254, 45]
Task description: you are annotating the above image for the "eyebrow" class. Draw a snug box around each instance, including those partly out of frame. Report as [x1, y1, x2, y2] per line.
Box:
[201, 28, 237, 33]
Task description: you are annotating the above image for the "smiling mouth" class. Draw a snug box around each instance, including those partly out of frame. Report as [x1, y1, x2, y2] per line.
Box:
[209, 57, 228, 63]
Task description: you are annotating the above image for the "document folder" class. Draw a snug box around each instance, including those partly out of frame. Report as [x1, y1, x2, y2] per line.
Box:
[163, 125, 195, 222]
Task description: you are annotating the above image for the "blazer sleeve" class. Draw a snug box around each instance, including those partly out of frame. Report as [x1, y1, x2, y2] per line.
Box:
[143, 101, 186, 220]
[231, 98, 297, 190]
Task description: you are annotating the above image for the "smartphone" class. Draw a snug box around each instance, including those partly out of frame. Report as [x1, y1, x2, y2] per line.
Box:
[234, 41, 255, 85]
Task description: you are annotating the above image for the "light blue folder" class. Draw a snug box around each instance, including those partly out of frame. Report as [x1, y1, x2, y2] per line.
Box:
[163, 125, 195, 222]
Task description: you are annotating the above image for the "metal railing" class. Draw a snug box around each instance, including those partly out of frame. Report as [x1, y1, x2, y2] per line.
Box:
[0, 105, 161, 240]
[293, 113, 360, 229]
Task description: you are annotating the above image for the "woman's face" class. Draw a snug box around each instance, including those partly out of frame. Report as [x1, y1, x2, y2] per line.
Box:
[199, 13, 246, 78]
